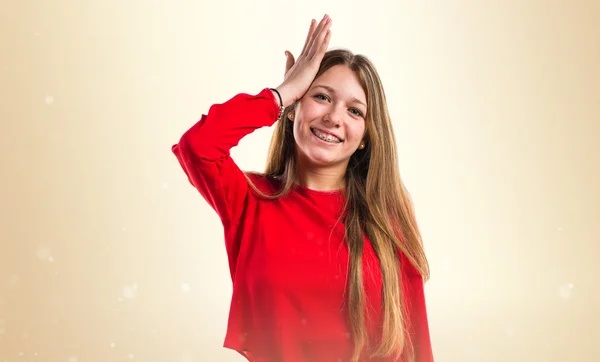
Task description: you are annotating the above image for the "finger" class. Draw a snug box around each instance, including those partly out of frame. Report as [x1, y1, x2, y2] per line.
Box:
[285, 50, 295, 74]
[299, 19, 316, 56]
[312, 15, 329, 43]
[307, 17, 331, 58]
[304, 15, 328, 55]
[321, 29, 331, 53]
[307, 16, 330, 53]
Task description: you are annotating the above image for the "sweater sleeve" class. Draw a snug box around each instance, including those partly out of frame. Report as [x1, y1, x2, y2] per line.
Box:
[171, 88, 280, 266]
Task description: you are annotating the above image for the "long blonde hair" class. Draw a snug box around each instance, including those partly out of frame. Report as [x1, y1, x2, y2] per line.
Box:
[245, 49, 430, 362]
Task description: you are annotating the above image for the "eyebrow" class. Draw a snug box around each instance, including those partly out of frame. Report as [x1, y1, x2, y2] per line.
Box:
[313, 85, 367, 108]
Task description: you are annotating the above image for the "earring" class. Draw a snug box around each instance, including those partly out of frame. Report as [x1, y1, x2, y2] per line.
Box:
[358, 142, 365, 150]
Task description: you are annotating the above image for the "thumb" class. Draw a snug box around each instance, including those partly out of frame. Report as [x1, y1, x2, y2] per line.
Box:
[285, 50, 295, 74]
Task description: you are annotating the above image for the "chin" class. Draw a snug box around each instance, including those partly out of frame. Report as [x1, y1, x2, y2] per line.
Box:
[295, 141, 350, 168]
[305, 151, 346, 167]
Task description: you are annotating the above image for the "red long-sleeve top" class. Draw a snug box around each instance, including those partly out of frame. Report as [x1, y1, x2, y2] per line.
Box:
[171, 88, 434, 362]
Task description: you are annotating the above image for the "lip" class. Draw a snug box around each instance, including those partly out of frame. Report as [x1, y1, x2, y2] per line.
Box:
[311, 131, 341, 146]
[310, 127, 344, 142]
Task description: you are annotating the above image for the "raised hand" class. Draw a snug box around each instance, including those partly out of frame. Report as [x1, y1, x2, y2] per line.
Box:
[276, 15, 332, 108]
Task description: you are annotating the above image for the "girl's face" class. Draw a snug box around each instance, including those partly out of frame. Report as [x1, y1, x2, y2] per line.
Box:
[292, 65, 367, 171]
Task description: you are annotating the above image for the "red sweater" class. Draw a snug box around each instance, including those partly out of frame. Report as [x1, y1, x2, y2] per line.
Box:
[171, 88, 434, 362]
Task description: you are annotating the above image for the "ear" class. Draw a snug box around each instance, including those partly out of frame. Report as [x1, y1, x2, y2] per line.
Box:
[288, 112, 295, 121]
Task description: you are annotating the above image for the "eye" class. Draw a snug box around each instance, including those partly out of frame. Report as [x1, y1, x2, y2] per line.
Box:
[349, 108, 363, 117]
[315, 93, 364, 117]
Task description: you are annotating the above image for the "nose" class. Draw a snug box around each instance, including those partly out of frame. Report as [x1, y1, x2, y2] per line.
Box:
[323, 104, 344, 128]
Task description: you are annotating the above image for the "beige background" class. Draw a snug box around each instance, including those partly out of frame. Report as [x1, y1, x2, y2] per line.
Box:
[1, 0, 599, 361]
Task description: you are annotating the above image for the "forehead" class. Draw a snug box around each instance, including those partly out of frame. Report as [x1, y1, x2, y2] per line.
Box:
[311, 65, 367, 105]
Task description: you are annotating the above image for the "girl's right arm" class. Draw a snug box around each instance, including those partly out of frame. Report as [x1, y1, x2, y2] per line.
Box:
[171, 88, 281, 231]
[172, 14, 331, 235]
[172, 13, 332, 227]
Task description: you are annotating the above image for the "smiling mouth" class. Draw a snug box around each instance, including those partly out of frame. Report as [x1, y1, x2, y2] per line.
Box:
[311, 128, 342, 143]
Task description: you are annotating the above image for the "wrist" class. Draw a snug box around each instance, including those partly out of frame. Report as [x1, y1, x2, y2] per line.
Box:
[274, 84, 295, 108]
[270, 88, 284, 108]
[269, 88, 285, 121]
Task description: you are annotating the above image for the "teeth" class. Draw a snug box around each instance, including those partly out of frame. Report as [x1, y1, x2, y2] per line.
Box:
[312, 128, 341, 143]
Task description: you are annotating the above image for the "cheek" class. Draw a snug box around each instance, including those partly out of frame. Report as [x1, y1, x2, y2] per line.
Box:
[292, 114, 313, 135]
[292, 119, 304, 137]
[292, 119, 310, 146]
[348, 122, 366, 143]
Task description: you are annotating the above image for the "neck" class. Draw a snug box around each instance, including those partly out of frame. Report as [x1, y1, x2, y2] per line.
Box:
[295, 152, 347, 192]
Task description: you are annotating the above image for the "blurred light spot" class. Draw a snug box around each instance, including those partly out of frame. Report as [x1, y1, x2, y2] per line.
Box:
[558, 283, 575, 299]
[557, 226, 563, 231]
[110, 342, 116, 348]
[121, 226, 127, 232]
[181, 283, 191, 292]
[19, 352, 24, 356]
[301, 318, 307, 325]
[162, 182, 170, 189]
[128, 353, 134, 359]
[68, 357, 78, 362]
[122, 283, 138, 299]
[36, 247, 52, 261]
[45, 96, 54, 105]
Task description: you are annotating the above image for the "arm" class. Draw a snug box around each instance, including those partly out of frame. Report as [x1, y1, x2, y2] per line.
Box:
[171, 88, 280, 266]
[171, 14, 332, 274]
[173, 13, 332, 223]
